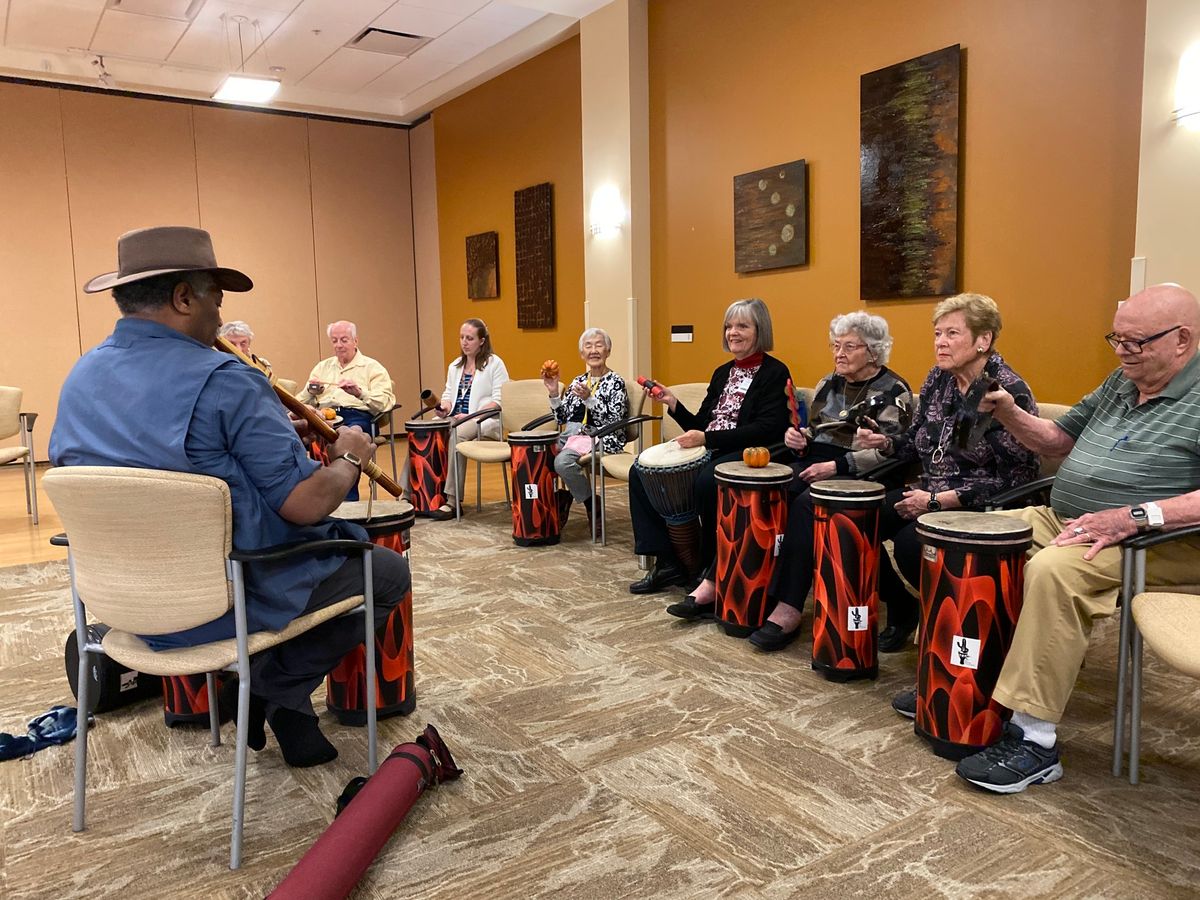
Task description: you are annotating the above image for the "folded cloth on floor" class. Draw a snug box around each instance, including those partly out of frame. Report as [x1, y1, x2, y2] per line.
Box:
[0, 706, 90, 761]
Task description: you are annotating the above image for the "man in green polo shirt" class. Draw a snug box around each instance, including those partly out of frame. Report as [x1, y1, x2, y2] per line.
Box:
[940, 283, 1200, 792]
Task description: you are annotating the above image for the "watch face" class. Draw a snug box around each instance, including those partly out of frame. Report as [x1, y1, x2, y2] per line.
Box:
[928, 498, 941, 511]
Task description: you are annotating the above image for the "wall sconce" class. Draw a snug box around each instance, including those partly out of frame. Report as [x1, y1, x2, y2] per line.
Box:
[212, 15, 280, 104]
[589, 183, 625, 238]
[1173, 43, 1200, 131]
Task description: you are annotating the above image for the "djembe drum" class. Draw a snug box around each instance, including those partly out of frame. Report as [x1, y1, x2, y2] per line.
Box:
[915, 511, 1032, 760]
[810, 479, 886, 681]
[508, 430, 562, 546]
[404, 418, 452, 515]
[633, 442, 712, 576]
[325, 499, 417, 725]
[713, 461, 792, 637]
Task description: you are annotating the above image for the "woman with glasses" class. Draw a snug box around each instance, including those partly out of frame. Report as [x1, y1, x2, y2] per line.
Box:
[853, 293, 1040, 653]
[746, 312, 914, 650]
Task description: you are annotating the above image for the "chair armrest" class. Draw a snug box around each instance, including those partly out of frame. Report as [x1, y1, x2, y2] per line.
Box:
[986, 475, 1057, 510]
[371, 403, 402, 428]
[230, 538, 376, 563]
[50, 533, 69, 547]
[855, 457, 910, 486]
[522, 412, 558, 431]
[586, 414, 661, 441]
[1125, 524, 1200, 551]
[20, 412, 37, 431]
[452, 407, 501, 430]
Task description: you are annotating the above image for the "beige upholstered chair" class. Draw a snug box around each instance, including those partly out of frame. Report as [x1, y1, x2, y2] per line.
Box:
[274, 377, 299, 396]
[578, 382, 652, 544]
[43, 466, 379, 870]
[659, 382, 712, 442]
[453, 379, 554, 517]
[371, 379, 403, 486]
[0, 386, 38, 523]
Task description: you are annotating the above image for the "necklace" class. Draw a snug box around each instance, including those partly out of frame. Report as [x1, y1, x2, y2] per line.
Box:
[930, 417, 953, 465]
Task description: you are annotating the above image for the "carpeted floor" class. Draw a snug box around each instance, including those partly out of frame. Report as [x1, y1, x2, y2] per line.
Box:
[2, 494, 1200, 899]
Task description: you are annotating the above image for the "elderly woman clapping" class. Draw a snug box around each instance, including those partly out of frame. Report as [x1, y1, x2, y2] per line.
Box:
[542, 327, 628, 526]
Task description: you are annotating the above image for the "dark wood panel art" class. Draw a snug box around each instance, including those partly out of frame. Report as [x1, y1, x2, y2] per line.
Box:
[465, 231, 499, 299]
[733, 159, 808, 272]
[860, 44, 961, 300]
[514, 182, 555, 329]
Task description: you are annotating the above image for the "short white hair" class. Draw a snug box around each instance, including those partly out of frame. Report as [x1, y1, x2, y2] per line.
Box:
[327, 320, 357, 340]
[829, 312, 893, 364]
[578, 327, 612, 353]
[219, 321, 253, 341]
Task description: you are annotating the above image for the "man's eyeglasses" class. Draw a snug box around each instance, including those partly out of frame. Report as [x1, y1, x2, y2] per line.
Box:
[829, 342, 866, 353]
[1104, 325, 1183, 354]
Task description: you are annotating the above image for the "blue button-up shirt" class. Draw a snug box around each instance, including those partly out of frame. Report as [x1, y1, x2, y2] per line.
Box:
[50, 318, 365, 647]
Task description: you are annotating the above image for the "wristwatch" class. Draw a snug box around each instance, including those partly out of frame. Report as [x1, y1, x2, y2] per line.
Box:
[1132, 502, 1164, 531]
[335, 451, 364, 472]
[927, 494, 942, 512]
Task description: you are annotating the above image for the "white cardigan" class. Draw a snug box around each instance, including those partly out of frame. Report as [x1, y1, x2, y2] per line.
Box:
[440, 354, 509, 440]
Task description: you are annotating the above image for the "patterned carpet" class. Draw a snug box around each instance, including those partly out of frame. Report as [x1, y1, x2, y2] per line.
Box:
[2, 494, 1200, 899]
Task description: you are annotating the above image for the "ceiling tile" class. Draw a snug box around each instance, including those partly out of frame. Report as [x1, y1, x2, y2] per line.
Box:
[370, 3, 466, 39]
[506, 0, 610, 16]
[91, 7, 188, 59]
[299, 45, 399, 93]
[446, 15, 522, 46]
[5, 0, 105, 52]
[472, 3, 545, 28]
[413, 36, 483, 65]
[168, 0, 288, 69]
[249, 0, 392, 79]
[361, 51, 454, 96]
[396, 0, 487, 15]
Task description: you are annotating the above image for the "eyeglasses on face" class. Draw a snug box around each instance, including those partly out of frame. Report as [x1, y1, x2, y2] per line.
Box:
[1104, 325, 1183, 354]
[829, 341, 866, 353]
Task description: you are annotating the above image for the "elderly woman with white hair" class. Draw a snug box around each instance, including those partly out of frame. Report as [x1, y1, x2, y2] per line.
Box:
[218, 320, 269, 367]
[541, 327, 628, 526]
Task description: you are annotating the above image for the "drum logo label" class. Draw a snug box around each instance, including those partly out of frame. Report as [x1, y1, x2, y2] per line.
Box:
[847, 605, 868, 632]
[952, 635, 981, 669]
[524, 484, 539, 500]
[923, 545, 937, 561]
[119, 670, 138, 692]
[774, 534, 784, 557]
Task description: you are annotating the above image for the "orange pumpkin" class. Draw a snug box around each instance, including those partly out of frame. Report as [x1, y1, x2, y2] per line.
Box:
[322, 408, 337, 421]
[743, 446, 770, 468]
[540, 359, 560, 380]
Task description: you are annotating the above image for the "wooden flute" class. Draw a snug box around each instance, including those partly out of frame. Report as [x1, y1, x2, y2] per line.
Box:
[214, 335, 404, 498]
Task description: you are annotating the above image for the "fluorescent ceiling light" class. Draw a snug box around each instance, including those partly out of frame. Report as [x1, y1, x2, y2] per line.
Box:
[212, 74, 280, 104]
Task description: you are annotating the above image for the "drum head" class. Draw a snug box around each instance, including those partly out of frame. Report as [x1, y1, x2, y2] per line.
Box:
[333, 499, 414, 523]
[917, 510, 1033, 547]
[637, 441, 708, 469]
[714, 461, 793, 486]
[405, 418, 450, 432]
[809, 478, 886, 504]
[508, 429, 558, 444]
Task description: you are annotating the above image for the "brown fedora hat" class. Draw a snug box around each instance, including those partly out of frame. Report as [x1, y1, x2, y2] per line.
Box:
[83, 226, 253, 294]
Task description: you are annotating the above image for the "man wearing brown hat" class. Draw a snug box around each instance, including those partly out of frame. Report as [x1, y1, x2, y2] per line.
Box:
[50, 226, 408, 768]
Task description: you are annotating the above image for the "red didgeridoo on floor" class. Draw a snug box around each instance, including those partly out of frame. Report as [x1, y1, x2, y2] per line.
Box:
[268, 724, 463, 900]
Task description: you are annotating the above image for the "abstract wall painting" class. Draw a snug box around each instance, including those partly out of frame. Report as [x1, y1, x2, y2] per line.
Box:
[733, 159, 808, 273]
[465, 231, 499, 299]
[514, 182, 555, 328]
[860, 44, 961, 300]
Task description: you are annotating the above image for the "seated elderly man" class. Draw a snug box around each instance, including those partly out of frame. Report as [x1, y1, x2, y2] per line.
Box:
[935, 283, 1200, 793]
[51, 226, 408, 769]
[303, 320, 395, 434]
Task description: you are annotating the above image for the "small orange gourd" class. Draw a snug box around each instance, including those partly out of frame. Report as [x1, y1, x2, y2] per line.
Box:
[742, 446, 770, 468]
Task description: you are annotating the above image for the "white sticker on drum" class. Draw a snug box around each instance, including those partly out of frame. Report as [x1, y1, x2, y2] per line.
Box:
[951, 635, 981, 669]
[847, 606, 868, 632]
[923, 545, 938, 561]
[774, 534, 784, 557]
[524, 484, 539, 500]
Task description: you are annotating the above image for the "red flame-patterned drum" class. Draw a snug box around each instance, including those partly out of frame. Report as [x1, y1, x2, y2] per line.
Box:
[509, 430, 562, 547]
[325, 499, 417, 725]
[305, 414, 343, 466]
[713, 461, 792, 637]
[915, 511, 1032, 760]
[810, 479, 886, 681]
[404, 419, 451, 515]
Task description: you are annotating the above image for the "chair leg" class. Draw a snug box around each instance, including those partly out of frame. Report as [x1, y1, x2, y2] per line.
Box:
[476, 461, 482, 512]
[1113, 549, 1135, 776]
[207, 673, 221, 747]
[73, 639, 90, 833]
[230, 673, 250, 870]
[502, 462, 511, 503]
[24, 453, 38, 524]
[1130, 627, 1144, 785]
[364, 551, 378, 776]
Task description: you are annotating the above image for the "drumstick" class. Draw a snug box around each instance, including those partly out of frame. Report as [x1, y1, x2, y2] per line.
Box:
[214, 336, 404, 498]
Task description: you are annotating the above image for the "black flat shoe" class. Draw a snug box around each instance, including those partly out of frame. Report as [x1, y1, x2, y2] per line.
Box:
[665, 596, 715, 620]
[879, 621, 917, 653]
[428, 504, 460, 521]
[748, 621, 801, 652]
[267, 707, 338, 768]
[629, 562, 687, 594]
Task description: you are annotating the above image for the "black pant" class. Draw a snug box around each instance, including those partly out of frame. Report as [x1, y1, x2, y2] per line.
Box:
[628, 449, 742, 569]
[334, 408, 377, 501]
[249, 545, 409, 715]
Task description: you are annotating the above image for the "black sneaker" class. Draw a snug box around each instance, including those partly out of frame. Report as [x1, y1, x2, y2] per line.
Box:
[891, 687, 917, 719]
[955, 722, 1064, 794]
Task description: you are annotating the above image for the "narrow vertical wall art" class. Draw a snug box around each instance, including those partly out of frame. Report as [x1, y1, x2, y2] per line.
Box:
[860, 44, 961, 299]
[514, 182, 555, 328]
[465, 231, 499, 299]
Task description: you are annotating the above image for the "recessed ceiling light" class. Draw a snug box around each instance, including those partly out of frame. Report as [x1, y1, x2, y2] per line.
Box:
[212, 74, 281, 103]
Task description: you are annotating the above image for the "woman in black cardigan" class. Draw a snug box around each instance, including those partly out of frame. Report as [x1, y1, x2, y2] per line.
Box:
[628, 298, 791, 598]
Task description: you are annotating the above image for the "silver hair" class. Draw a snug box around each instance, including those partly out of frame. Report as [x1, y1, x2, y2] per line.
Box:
[578, 327, 612, 353]
[829, 311, 893, 364]
[722, 298, 774, 353]
[218, 320, 254, 342]
[326, 320, 358, 340]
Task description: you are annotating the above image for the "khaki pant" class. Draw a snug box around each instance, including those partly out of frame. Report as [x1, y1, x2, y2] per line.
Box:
[991, 506, 1200, 723]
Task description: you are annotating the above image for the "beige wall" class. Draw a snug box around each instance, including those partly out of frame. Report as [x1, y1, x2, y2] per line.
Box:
[411, 119, 446, 394]
[1135, 0, 1200, 292]
[0, 81, 417, 459]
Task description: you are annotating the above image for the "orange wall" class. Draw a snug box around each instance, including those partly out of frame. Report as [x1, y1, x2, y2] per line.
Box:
[0, 82, 418, 458]
[432, 37, 585, 385]
[648, 0, 1146, 403]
